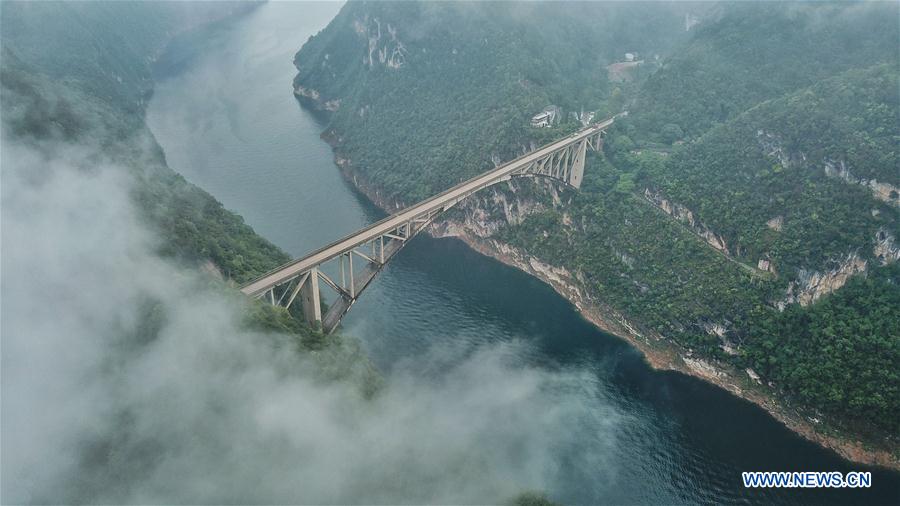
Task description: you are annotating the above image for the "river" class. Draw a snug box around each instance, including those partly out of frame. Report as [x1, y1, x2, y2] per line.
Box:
[145, 3, 899, 504]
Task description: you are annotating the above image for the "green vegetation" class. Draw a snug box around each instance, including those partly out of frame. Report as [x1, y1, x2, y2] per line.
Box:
[2, 1, 280, 283]
[1, 1, 356, 361]
[296, 1, 697, 202]
[744, 263, 900, 434]
[294, 2, 900, 439]
[634, 65, 899, 277]
[630, 2, 900, 140]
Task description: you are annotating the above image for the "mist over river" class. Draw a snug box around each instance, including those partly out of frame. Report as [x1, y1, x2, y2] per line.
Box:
[146, 3, 899, 504]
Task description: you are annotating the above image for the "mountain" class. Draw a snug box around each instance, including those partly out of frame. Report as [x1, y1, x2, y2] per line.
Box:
[295, 1, 701, 202]
[630, 2, 900, 139]
[293, 1, 900, 461]
[1, 1, 371, 362]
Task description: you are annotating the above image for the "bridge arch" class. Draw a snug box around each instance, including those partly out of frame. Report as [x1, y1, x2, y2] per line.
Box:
[240, 118, 614, 333]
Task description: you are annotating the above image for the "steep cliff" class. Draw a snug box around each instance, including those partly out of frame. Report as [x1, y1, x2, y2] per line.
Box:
[293, 1, 900, 462]
[1, 1, 287, 283]
[1, 1, 358, 354]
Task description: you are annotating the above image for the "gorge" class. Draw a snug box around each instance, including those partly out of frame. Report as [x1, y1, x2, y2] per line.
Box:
[147, 2, 899, 503]
[2, 1, 898, 504]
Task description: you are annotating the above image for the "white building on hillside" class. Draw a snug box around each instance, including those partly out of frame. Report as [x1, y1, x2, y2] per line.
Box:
[531, 105, 561, 128]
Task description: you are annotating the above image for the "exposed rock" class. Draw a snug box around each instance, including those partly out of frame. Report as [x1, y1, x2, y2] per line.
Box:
[683, 356, 725, 380]
[293, 85, 340, 111]
[705, 321, 739, 355]
[325, 139, 900, 471]
[354, 15, 407, 69]
[874, 228, 900, 265]
[704, 321, 727, 337]
[476, 239, 647, 341]
[824, 158, 899, 207]
[201, 259, 224, 280]
[606, 60, 643, 83]
[613, 248, 635, 269]
[294, 85, 320, 101]
[431, 181, 556, 239]
[746, 368, 762, 385]
[757, 130, 806, 169]
[766, 215, 783, 231]
[644, 188, 730, 254]
[756, 130, 898, 206]
[720, 342, 739, 356]
[782, 253, 867, 308]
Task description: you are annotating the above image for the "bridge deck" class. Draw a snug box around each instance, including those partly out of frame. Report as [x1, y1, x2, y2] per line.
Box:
[241, 118, 614, 297]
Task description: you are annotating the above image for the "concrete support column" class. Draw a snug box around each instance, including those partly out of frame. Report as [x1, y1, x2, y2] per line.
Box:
[348, 254, 355, 298]
[300, 267, 322, 327]
[569, 139, 587, 188]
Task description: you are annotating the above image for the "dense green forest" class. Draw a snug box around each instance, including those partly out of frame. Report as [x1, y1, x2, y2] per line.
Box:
[1, 2, 348, 354]
[295, 1, 900, 439]
[295, 1, 701, 202]
[744, 262, 899, 434]
[630, 2, 900, 140]
[633, 65, 899, 276]
[1, 1, 286, 284]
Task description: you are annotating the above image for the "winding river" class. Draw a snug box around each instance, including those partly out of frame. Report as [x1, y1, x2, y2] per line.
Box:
[146, 3, 899, 504]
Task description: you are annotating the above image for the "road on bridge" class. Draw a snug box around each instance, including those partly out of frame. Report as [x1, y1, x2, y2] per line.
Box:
[241, 116, 617, 332]
[242, 117, 614, 298]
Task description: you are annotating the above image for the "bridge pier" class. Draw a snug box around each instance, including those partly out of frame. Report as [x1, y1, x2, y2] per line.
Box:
[239, 118, 616, 333]
[300, 267, 322, 327]
[569, 139, 587, 188]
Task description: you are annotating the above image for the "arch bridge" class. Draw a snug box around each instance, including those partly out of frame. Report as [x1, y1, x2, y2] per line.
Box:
[241, 117, 615, 333]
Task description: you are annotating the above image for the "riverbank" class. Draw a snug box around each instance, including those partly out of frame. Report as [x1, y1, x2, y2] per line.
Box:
[315, 116, 900, 471]
[455, 234, 900, 471]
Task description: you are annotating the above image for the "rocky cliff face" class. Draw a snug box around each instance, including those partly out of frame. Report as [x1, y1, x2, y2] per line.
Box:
[874, 227, 900, 265]
[434, 219, 653, 344]
[344, 173, 656, 344]
[432, 180, 561, 238]
[824, 158, 900, 207]
[777, 226, 899, 309]
[643, 188, 731, 253]
[294, 86, 341, 111]
[758, 129, 899, 207]
[310, 94, 900, 466]
[353, 15, 408, 69]
[757, 129, 806, 169]
[781, 253, 868, 308]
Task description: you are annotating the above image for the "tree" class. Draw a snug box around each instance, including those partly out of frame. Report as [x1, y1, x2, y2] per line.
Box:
[661, 123, 684, 144]
[609, 86, 625, 112]
[614, 172, 636, 194]
[611, 134, 634, 154]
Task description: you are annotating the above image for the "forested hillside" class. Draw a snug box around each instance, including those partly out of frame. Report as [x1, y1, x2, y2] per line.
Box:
[630, 2, 900, 140]
[639, 65, 898, 276]
[1, 2, 361, 355]
[1, 1, 288, 282]
[295, 1, 701, 202]
[294, 1, 900, 446]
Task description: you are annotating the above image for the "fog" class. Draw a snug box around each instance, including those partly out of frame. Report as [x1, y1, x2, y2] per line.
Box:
[1, 137, 622, 503]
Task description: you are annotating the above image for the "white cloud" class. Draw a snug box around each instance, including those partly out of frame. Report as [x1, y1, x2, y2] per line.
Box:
[1, 138, 621, 504]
